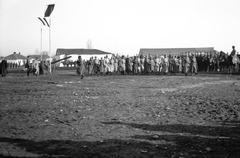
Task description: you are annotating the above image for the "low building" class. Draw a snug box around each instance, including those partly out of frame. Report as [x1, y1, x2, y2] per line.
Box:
[28, 55, 50, 61]
[4, 52, 27, 66]
[139, 47, 215, 56]
[55, 48, 113, 67]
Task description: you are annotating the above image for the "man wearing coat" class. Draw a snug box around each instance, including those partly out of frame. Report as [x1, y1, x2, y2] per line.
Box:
[0, 57, 8, 76]
[76, 56, 85, 79]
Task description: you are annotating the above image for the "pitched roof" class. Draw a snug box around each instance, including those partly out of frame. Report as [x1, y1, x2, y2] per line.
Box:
[139, 47, 215, 56]
[4, 53, 27, 60]
[56, 49, 113, 56]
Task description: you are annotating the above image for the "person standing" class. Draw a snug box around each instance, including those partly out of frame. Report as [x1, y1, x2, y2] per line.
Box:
[125, 55, 131, 74]
[109, 56, 114, 74]
[184, 53, 191, 76]
[132, 56, 138, 75]
[93, 56, 99, 75]
[87, 57, 94, 75]
[76, 56, 85, 79]
[1, 57, 8, 77]
[163, 55, 169, 75]
[114, 56, 118, 74]
[191, 53, 198, 75]
[99, 57, 104, 75]
[154, 55, 160, 74]
[26, 56, 32, 76]
[144, 56, 150, 74]
[231, 46, 236, 56]
[139, 55, 144, 74]
[118, 56, 125, 75]
[33, 60, 40, 76]
[150, 56, 155, 74]
[178, 56, 182, 73]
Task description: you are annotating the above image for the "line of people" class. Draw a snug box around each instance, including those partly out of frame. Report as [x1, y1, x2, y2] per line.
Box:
[25, 56, 50, 76]
[75, 47, 240, 78]
[75, 53, 198, 78]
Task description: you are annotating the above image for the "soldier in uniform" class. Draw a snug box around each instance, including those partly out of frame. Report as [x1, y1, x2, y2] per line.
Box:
[99, 57, 104, 75]
[191, 53, 198, 75]
[163, 55, 169, 75]
[33, 59, 40, 76]
[139, 55, 144, 74]
[0, 57, 8, 77]
[231, 46, 236, 56]
[154, 55, 160, 74]
[26, 56, 32, 76]
[125, 55, 131, 74]
[87, 57, 94, 75]
[76, 56, 85, 79]
[132, 56, 138, 75]
[184, 53, 191, 76]
[118, 56, 125, 75]
[150, 55, 155, 74]
[114, 56, 119, 74]
[93, 56, 99, 75]
[178, 56, 182, 73]
[144, 55, 150, 74]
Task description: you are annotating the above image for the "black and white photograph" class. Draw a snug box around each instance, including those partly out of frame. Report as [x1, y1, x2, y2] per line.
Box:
[0, 0, 240, 157]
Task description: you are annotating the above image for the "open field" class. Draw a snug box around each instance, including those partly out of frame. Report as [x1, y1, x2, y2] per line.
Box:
[0, 70, 240, 158]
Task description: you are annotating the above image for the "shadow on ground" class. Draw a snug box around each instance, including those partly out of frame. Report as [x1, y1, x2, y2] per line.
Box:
[1, 122, 240, 158]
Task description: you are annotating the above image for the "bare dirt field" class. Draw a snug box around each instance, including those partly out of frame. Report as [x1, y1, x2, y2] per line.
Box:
[1, 70, 240, 158]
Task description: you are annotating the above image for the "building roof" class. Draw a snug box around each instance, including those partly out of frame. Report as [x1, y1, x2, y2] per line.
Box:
[29, 55, 50, 60]
[4, 52, 27, 60]
[56, 49, 113, 56]
[139, 47, 215, 56]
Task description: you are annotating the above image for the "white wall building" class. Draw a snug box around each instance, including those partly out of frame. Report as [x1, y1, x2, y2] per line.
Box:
[4, 52, 27, 66]
[55, 48, 114, 67]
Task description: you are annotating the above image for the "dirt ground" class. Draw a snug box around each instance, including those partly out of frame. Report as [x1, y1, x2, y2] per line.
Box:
[0, 70, 240, 158]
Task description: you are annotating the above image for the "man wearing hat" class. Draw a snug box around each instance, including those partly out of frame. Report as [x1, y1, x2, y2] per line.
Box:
[230, 46, 236, 56]
[190, 53, 198, 75]
[76, 56, 85, 79]
[26, 56, 32, 76]
[1, 57, 8, 76]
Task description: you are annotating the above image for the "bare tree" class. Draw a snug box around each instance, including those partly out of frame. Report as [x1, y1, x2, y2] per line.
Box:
[35, 49, 40, 55]
[86, 39, 93, 49]
[42, 51, 49, 56]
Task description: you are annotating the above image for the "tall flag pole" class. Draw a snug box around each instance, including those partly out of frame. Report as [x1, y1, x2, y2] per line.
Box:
[40, 22, 43, 61]
[38, 17, 45, 61]
[49, 17, 51, 73]
[44, 4, 55, 73]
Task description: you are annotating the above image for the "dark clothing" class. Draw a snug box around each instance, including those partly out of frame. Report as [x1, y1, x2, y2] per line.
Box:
[26, 58, 32, 76]
[231, 49, 236, 56]
[125, 58, 131, 73]
[132, 58, 138, 75]
[1, 60, 8, 76]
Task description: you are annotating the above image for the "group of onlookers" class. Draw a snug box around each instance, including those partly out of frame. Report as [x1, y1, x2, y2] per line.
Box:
[75, 47, 239, 78]
[0, 56, 50, 77]
[25, 56, 50, 76]
[1, 46, 239, 77]
[78, 53, 198, 77]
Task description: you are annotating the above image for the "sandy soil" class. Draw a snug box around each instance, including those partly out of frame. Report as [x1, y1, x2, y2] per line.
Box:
[0, 70, 240, 158]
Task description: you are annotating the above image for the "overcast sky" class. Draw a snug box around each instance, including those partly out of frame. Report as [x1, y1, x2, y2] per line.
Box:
[0, 0, 240, 57]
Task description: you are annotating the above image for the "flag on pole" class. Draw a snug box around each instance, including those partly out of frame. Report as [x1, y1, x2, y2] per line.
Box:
[44, 4, 55, 17]
[38, 17, 45, 26]
[43, 18, 50, 27]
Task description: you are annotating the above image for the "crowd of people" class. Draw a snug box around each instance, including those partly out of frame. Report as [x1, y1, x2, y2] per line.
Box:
[0, 56, 51, 77]
[1, 46, 239, 77]
[75, 46, 240, 79]
[25, 56, 51, 76]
